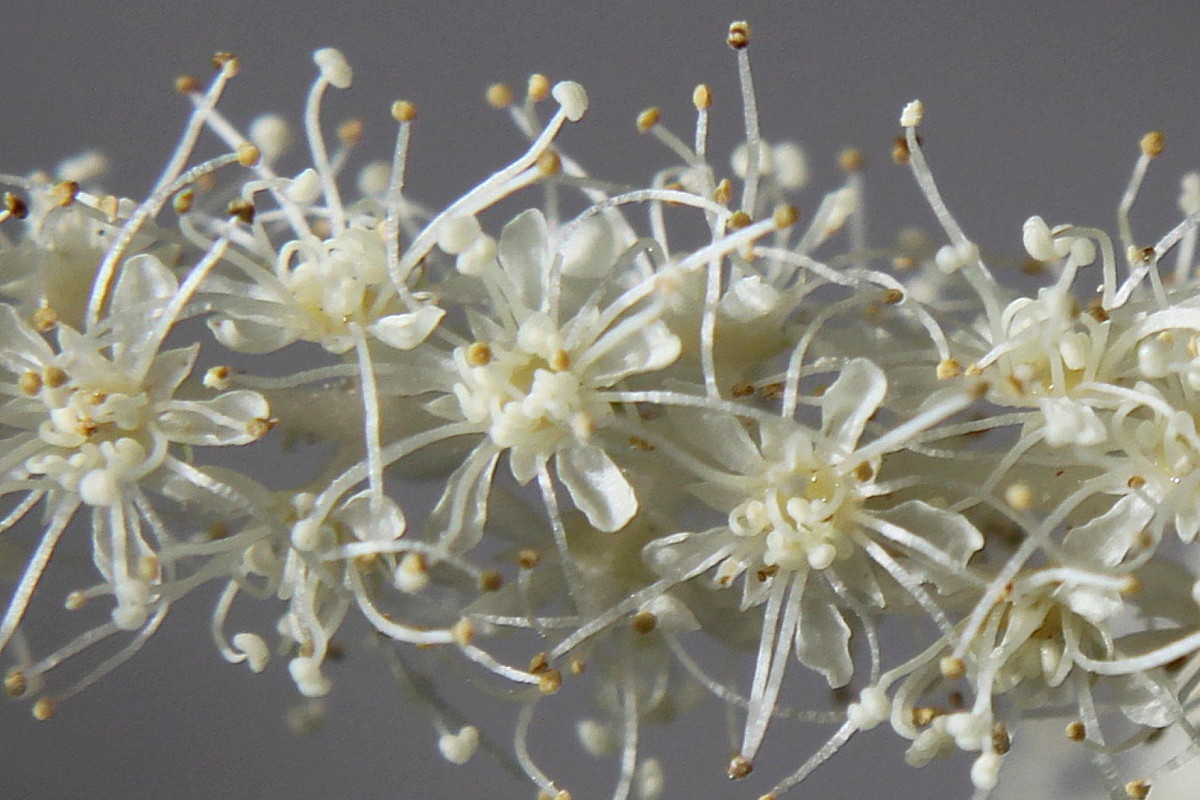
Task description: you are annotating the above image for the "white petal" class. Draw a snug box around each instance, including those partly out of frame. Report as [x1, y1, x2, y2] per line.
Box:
[207, 316, 296, 354]
[143, 344, 199, 400]
[821, 358, 887, 453]
[876, 500, 984, 565]
[795, 579, 854, 687]
[0, 303, 54, 370]
[497, 209, 548, 311]
[557, 443, 637, 532]
[338, 492, 406, 542]
[156, 390, 270, 446]
[1062, 493, 1153, 567]
[426, 449, 499, 552]
[588, 320, 681, 386]
[369, 306, 445, 350]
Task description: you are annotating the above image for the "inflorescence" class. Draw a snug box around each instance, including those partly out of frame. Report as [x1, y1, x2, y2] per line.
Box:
[5, 23, 1200, 799]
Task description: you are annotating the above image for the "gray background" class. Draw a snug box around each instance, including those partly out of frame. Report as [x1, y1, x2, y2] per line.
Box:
[3, 1, 1200, 798]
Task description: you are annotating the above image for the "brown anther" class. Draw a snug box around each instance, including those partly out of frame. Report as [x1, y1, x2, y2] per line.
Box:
[211, 51, 240, 77]
[536, 150, 562, 177]
[1004, 374, 1025, 395]
[43, 365, 68, 388]
[18, 371, 42, 396]
[5, 669, 27, 698]
[756, 564, 779, 582]
[537, 668, 562, 695]
[206, 522, 230, 541]
[550, 349, 571, 371]
[451, 619, 474, 646]
[636, 107, 661, 134]
[207, 365, 232, 387]
[527, 74, 551, 103]
[1121, 575, 1142, 596]
[173, 189, 195, 214]
[728, 210, 753, 230]
[837, 147, 866, 172]
[624, 436, 654, 452]
[227, 198, 256, 224]
[466, 342, 493, 367]
[692, 84, 712, 110]
[235, 142, 261, 167]
[3, 192, 28, 219]
[713, 178, 733, 205]
[892, 136, 912, 165]
[992, 723, 1011, 755]
[518, 549, 542, 569]
[391, 100, 417, 122]
[912, 706, 939, 727]
[71, 413, 94, 437]
[731, 382, 755, 398]
[136, 555, 160, 582]
[246, 417, 277, 439]
[998, 581, 1014, 600]
[727, 754, 753, 780]
[773, 204, 799, 229]
[527, 652, 550, 674]
[892, 255, 916, 271]
[568, 655, 587, 676]
[485, 83, 513, 109]
[948, 690, 965, 709]
[852, 462, 874, 482]
[1065, 720, 1086, 741]
[760, 382, 784, 400]
[882, 288, 903, 305]
[1138, 246, 1157, 264]
[727, 21, 752, 50]
[1127, 475, 1146, 489]
[759, 795, 778, 800]
[940, 655, 966, 679]
[477, 569, 503, 593]
[1021, 258, 1045, 276]
[554, 791, 572, 800]
[1140, 130, 1165, 158]
[32, 697, 54, 721]
[50, 181, 78, 207]
[631, 611, 657, 635]
[174, 74, 200, 94]
[964, 363, 984, 377]
[936, 358, 961, 380]
[1125, 778, 1151, 800]
[1087, 299, 1110, 322]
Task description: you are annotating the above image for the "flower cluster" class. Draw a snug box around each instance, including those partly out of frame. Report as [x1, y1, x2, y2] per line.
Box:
[6, 25, 1200, 800]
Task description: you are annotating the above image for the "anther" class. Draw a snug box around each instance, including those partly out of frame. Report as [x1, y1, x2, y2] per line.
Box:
[550, 349, 571, 371]
[773, 204, 798, 229]
[727, 754, 753, 779]
[391, 100, 417, 122]
[451, 619, 475, 646]
[227, 198, 256, 224]
[636, 107, 661, 134]
[900, 100, 924, 128]
[173, 189, 195, 213]
[137, 555, 160, 582]
[728, 210, 752, 230]
[174, 75, 200, 94]
[518, 549, 542, 569]
[713, 179, 733, 204]
[940, 656, 966, 679]
[204, 365, 232, 390]
[64, 590, 86, 610]
[693, 84, 712, 110]
[3, 192, 28, 219]
[527, 73, 551, 103]
[891, 136, 911, 165]
[32, 697, 54, 721]
[245, 417, 277, 438]
[1127, 475, 1146, 490]
[936, 358, 961, 380]
[538, 668, 562, 695]
[211, 52, 240, 77]
[337, 118, 363, 146]
[882, 288, 903, 304]
[1065, 720, 1086, 741]
[485, 83, 513, 109]
[5, 669, 27, 698]
[992, 723, 1011, 755]
[1140, 131, 1164, 158]
[1125, 778, 1151, 799]
[727, 21, 752, 50]
[837, 147, 866, 172]
[528, 652, 550, 674]
[536, 151, 562, 177]
[42, 366, 68, 389]
[631, 611, 657, 635]
[568, 655, 586, 676]
[466, 342, 493, 367]
[1004, 483, 1033, 511]
[477, 569, 503, 592]
[50, 181, 78, 207]
[18, 371, 42, 396]
[235, 142, 260, 167]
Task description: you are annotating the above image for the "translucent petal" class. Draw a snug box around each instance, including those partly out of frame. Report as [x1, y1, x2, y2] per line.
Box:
[1061, 493, 1153, 568]
[142, 344, 199, 400]
[588, 320, 681, 386]
[0, 303, 54, 372]
[156, 390, 270, 446]
[795, 579, 854, 687]
[557, 443, 637, 532]
[369, 306, 445, 350]
[821, 358, 886, 453]
[497, 208, 547, 312]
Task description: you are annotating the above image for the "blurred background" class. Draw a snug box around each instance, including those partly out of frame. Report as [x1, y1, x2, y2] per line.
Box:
[3, 1, 1200, 797]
